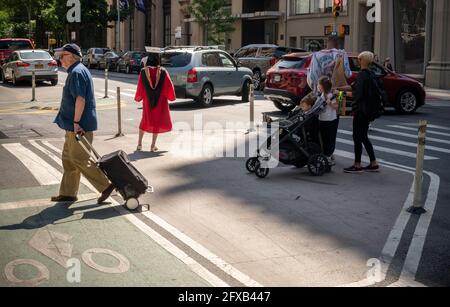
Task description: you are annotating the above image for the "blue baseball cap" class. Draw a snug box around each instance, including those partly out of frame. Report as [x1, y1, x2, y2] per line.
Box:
[55, 43, 82, 57]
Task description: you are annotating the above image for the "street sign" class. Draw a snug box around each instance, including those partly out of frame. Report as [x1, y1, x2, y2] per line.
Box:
[45, 31, 53, 35]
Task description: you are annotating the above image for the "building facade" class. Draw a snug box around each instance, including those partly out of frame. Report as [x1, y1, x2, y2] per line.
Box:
[106, 0, 448, 89]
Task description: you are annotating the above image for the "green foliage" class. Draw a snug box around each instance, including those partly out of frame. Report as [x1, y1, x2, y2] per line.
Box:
[189, 0, 235, 45]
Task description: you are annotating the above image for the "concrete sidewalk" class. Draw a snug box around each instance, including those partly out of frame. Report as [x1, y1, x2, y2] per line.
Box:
[39, 131, 416, 286]
[425, 87, 450, 101]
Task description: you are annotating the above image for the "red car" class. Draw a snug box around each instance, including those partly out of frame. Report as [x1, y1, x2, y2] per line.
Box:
[264, 52, 426, 114]
[0, 38, 34, 66]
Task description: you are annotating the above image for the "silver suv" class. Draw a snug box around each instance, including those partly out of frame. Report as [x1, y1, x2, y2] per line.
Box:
[85, 48, 110, 69]
[161, 47, 253, 107]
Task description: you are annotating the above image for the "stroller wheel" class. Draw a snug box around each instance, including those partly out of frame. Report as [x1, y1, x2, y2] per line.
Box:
[308, 154, 329, 177]
[246, 158, 260, 173]
[125, 198, 140, 210]
[255, 167, 269, 179]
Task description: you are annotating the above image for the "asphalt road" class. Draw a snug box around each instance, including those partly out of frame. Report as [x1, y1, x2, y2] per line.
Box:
[0, 68, 448, 287]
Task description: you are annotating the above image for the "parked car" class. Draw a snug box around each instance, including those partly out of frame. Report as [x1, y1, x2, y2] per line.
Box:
[0, 38, 35, 82]
[160, 46, 253, 107]
[98, 51, 121, 70]
[116, 51, 145, 74]
[1, 49, 58, 86]
[264, 52, 426, 114]
[85, 48, 110, 69]
[233, 44, 306, 90]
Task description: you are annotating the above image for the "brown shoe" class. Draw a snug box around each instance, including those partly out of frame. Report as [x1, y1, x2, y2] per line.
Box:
[97, 184, 115, 204]
[51, 195, 78, 202]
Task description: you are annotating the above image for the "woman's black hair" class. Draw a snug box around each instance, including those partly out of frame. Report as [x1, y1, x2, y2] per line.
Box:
[146, 52, 161, 67]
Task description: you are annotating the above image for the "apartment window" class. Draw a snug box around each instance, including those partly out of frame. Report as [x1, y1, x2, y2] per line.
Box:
[289, 36, 298, 48]
[290, 0, 347, 15]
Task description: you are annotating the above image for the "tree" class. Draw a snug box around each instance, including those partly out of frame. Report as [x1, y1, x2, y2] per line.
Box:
[188, 0, 235, 46]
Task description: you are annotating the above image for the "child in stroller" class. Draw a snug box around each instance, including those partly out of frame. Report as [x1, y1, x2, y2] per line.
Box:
[246, 93, 331, 178]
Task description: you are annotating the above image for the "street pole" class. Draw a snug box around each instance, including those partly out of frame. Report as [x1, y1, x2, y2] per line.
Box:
[115, 87, 124, 137]
[249, 84, 255, 132]
[104, 67, 109, 98]
[117, 0, 121, 52]
[31, 71, 36, 102]
[408, 120, 428, 214]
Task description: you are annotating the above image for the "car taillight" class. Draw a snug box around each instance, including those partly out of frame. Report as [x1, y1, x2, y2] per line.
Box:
[270, 57, 278, 67]
[16, 61, 30, 67]
[130, 59, 135, 65]
[187, 68, 198, 83]
[48, 60, 58, 67]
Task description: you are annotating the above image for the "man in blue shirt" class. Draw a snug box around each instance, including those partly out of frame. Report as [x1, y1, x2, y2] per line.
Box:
[51, 43, 114, 204]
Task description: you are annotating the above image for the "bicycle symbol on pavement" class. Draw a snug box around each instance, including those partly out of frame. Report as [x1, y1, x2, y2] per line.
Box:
[4, 229, 130, 286]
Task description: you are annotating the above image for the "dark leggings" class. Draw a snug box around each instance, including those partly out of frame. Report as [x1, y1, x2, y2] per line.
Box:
[353, 114, 376, 163]
[320, 118, 339, 157]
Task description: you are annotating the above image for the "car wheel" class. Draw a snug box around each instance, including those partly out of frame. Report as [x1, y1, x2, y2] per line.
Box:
[51, 79, 58, 86]
[273, 100, 296, 112]
[197, 84, 214, 107]
[252, 70, 262, 91]
[241, 80, 252, 102]
[396, 89, 418, 114]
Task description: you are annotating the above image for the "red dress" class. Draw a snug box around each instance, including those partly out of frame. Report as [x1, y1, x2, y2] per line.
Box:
[134, 67, 176, 133]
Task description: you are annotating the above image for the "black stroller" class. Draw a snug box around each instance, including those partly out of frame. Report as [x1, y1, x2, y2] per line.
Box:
[246, 96, 331, 178]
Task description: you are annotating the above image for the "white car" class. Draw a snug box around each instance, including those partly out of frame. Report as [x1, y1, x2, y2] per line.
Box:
[1, 49, 58, 86]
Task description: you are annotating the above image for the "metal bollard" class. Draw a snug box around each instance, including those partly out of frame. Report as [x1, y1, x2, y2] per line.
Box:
[31, 71, 36, 102]
[408, 120, 428, 214]
[104, 68, 109, 98]
[249, 83, 255, 132]
[115, 87, 124, 137]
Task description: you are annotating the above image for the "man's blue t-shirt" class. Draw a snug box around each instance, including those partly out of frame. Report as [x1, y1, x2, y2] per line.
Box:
[54, 61, 98, 132]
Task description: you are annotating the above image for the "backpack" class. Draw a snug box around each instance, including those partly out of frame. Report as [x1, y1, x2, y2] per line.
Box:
[361, 70, 385, 122]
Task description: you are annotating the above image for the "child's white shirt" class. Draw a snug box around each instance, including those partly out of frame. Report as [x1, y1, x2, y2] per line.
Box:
[319, 92, 338, 122]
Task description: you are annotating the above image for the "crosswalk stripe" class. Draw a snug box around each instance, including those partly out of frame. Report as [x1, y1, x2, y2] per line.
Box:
[123, 89, 137, 93]
[389, 125, 450, 138]
[402, 123, 450, 131]
[108, 89, 135, 98]
[35, 141, 99, 193]
[336, 138, 439, 160]
[338, 130, 450, 154]
[95, 91, 115, 99]
[2, 143, 62, 185]
[370, 127, 450, 145]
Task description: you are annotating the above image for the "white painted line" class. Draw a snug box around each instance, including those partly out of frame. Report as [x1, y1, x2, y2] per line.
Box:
[336, 138, 439, 160]
[0, 193, 98, 210]
[369, 127, 450, 145]
[338, 130, 450, 154]
[336, 150, 440, 287]
[141, 211, 263, 287]
[109, 201, 230, 287]
[401, 123, 450, 131]
[400, 170, 440, 281]
[109, 89, 135, 98]
[123, 88, 137, 93]
[389, 125, 450, 138]
[2, 143, 61, 185]
[41, 140, 62, 154]
[30, 140, 98, 193]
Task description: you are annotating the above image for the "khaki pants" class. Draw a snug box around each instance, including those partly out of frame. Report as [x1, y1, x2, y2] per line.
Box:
[59, 131, 110, 197]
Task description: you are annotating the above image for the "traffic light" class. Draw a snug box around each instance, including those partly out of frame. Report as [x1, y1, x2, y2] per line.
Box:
[333, 0, 343, 18]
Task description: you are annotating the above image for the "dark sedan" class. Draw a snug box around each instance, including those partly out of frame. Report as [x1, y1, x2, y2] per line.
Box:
[116, 51, 145, 74]
[98, 51, 121, 70]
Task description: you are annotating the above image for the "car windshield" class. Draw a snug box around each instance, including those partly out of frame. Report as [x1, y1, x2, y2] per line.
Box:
[274, 57, 306, 69]
[161, 52, 192, 67]
[95, 49, 104, 54]
[0, 40, 33, 50]
[20, 51, 52, 60]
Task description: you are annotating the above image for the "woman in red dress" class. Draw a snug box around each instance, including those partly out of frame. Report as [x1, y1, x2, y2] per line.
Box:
[134, 52, 176, 152]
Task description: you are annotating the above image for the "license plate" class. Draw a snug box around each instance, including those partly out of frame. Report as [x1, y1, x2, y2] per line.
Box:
[274, 75, 281, 82]
[35, 64, 44, 69]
